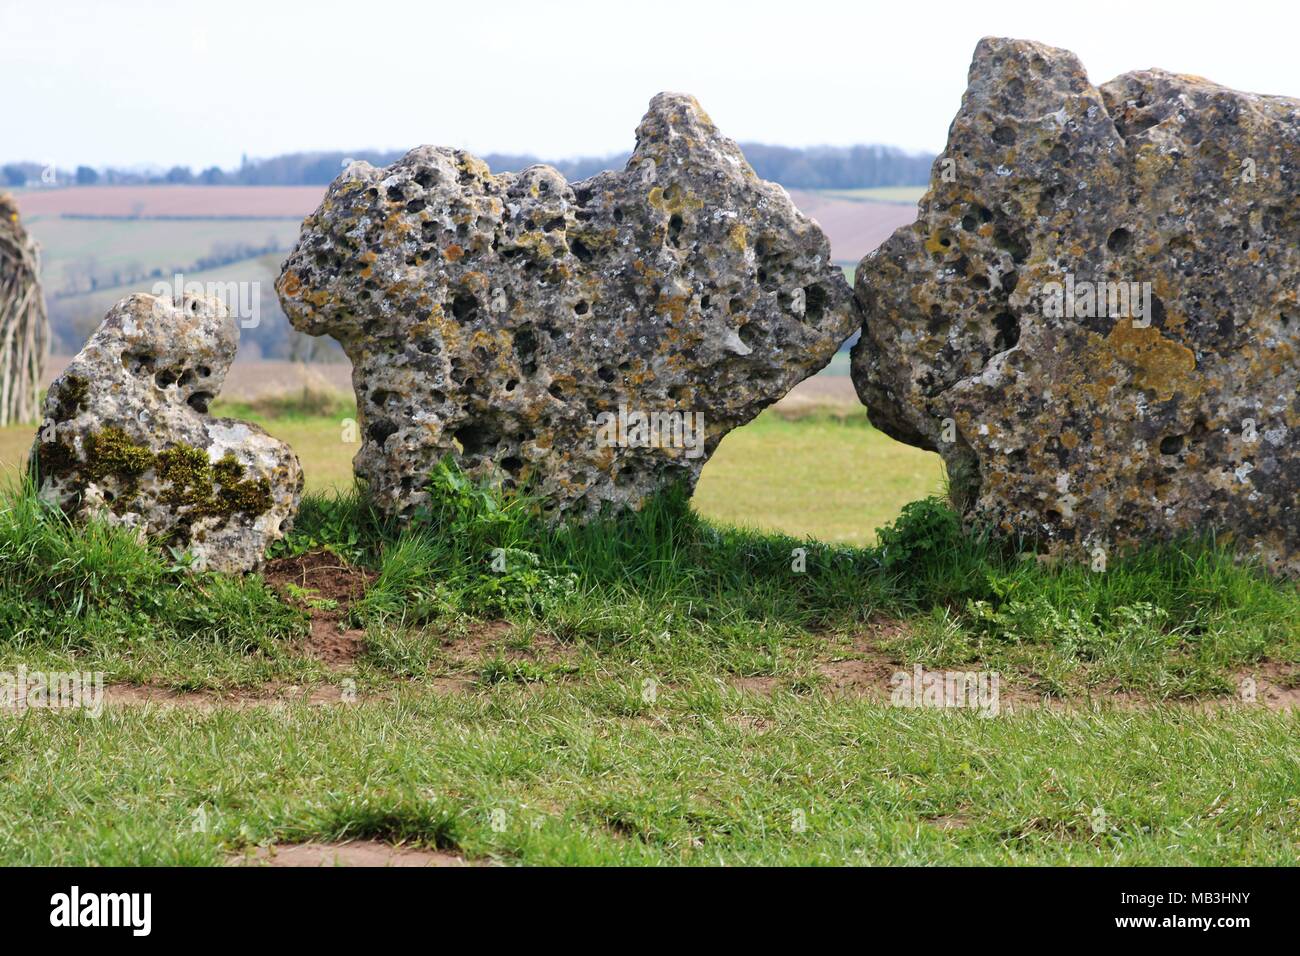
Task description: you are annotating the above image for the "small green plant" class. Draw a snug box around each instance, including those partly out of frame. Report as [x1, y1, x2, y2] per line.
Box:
[875, 498, 964, 571]
[283, 582, 338, 612]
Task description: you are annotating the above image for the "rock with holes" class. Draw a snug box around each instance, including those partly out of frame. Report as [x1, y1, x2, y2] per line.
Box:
[853, 37, 1300, 575]
[32, 293, 303, 572]
[277, 92, 855, 519]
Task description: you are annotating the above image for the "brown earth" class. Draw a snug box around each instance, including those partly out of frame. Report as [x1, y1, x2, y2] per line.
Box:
[103, 683, 352, 710]
[262, 550, 375, 666]
[231, 840, 474, 867]
[727, 621, 1300, 713]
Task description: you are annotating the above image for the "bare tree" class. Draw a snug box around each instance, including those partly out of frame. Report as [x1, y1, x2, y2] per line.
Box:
[0, 194, 50, 426]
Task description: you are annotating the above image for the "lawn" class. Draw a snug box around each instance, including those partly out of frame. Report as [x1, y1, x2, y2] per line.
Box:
[694, 408, 942, 545]
[1, 396, 941, 545]
[7, 695, 1298, 866]
[1, 399, 1297, 866]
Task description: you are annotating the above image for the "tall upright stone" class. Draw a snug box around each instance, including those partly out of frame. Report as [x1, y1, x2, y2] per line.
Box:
[854, 38, 1300, 575]
[278, 93, 856, 520]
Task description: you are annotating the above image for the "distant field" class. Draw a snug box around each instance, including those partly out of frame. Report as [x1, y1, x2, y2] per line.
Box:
[816, 185, 928, 204]
[13, 186, 913, 294]
[27, 218, 303, 291]
[50, 251, 285, 341]
[11, 185, 324, 219]
[786, 189, 917, 264]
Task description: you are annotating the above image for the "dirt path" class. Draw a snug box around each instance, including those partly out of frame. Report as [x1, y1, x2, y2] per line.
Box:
[231, 841, 475, 867]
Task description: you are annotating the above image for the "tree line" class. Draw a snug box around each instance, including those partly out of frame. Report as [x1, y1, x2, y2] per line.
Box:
[4, 141, 933, 191]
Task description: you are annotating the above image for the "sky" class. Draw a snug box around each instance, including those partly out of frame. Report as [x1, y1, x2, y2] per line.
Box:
[2, 0, 1296, 170]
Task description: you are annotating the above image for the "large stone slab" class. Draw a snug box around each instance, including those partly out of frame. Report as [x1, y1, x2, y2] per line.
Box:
[33, 293, 302, 572]
[277, 93, 855, 519]
[854, 37, 1299, 574]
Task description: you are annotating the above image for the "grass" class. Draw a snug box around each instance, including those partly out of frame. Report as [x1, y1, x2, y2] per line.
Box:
[284, 478, 1297, 702]
[0, 481, 319, 688]
[5, 697, 1298, 865]
[2, 404, 1298, 865]
[695, 406, 936, 545]
[3, 391, 938, 540]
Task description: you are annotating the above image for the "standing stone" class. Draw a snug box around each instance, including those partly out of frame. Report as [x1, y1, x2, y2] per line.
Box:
[33, 293, 303, 573]
[854, 37, 1300, 575]
[278, 93, 855, 520]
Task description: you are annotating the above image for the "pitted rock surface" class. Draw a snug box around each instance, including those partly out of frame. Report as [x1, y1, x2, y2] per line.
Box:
[853, 37, 1300, 574]
[278, 92, 855, 519]
[33, 294, 303, 572]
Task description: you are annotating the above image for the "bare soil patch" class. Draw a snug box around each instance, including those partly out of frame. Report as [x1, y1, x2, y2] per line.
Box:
[728, 620, 909, 700]
[925, 813, 974, 831]
[725, 620, 1300, 714]
[263, 550, 376, 666]
[103, 683, 352, 711]
[439, 621, 578, 668]
[729, 675, 782, 695]
[1232, 660, 1300, 711]
[816, 629, 906, 699]
[231, 840, 473, 867]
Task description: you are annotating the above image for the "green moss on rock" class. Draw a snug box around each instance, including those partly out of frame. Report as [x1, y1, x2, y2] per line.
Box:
[51, 375, 89, 422]
[64, 428, 275, 526]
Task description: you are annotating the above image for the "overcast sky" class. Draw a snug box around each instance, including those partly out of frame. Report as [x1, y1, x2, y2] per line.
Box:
[3, 0, 1296, 170]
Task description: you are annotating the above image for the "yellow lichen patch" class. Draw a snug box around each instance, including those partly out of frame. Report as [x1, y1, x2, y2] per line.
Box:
[457, 154, 491, 180]
[1101, 318, 1199, 401]
[444, 244, 464, 262]
[279, 272, 301, 299]
[728, 223, 748, 254]
[923, 230, 948, 255]
[648, 183, 704, 215]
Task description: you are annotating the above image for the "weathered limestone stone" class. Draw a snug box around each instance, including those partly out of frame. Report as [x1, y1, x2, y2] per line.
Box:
[278, 93, 855, 519]
[854, 37, 1300, 574]
[33, 293, 303, 572]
